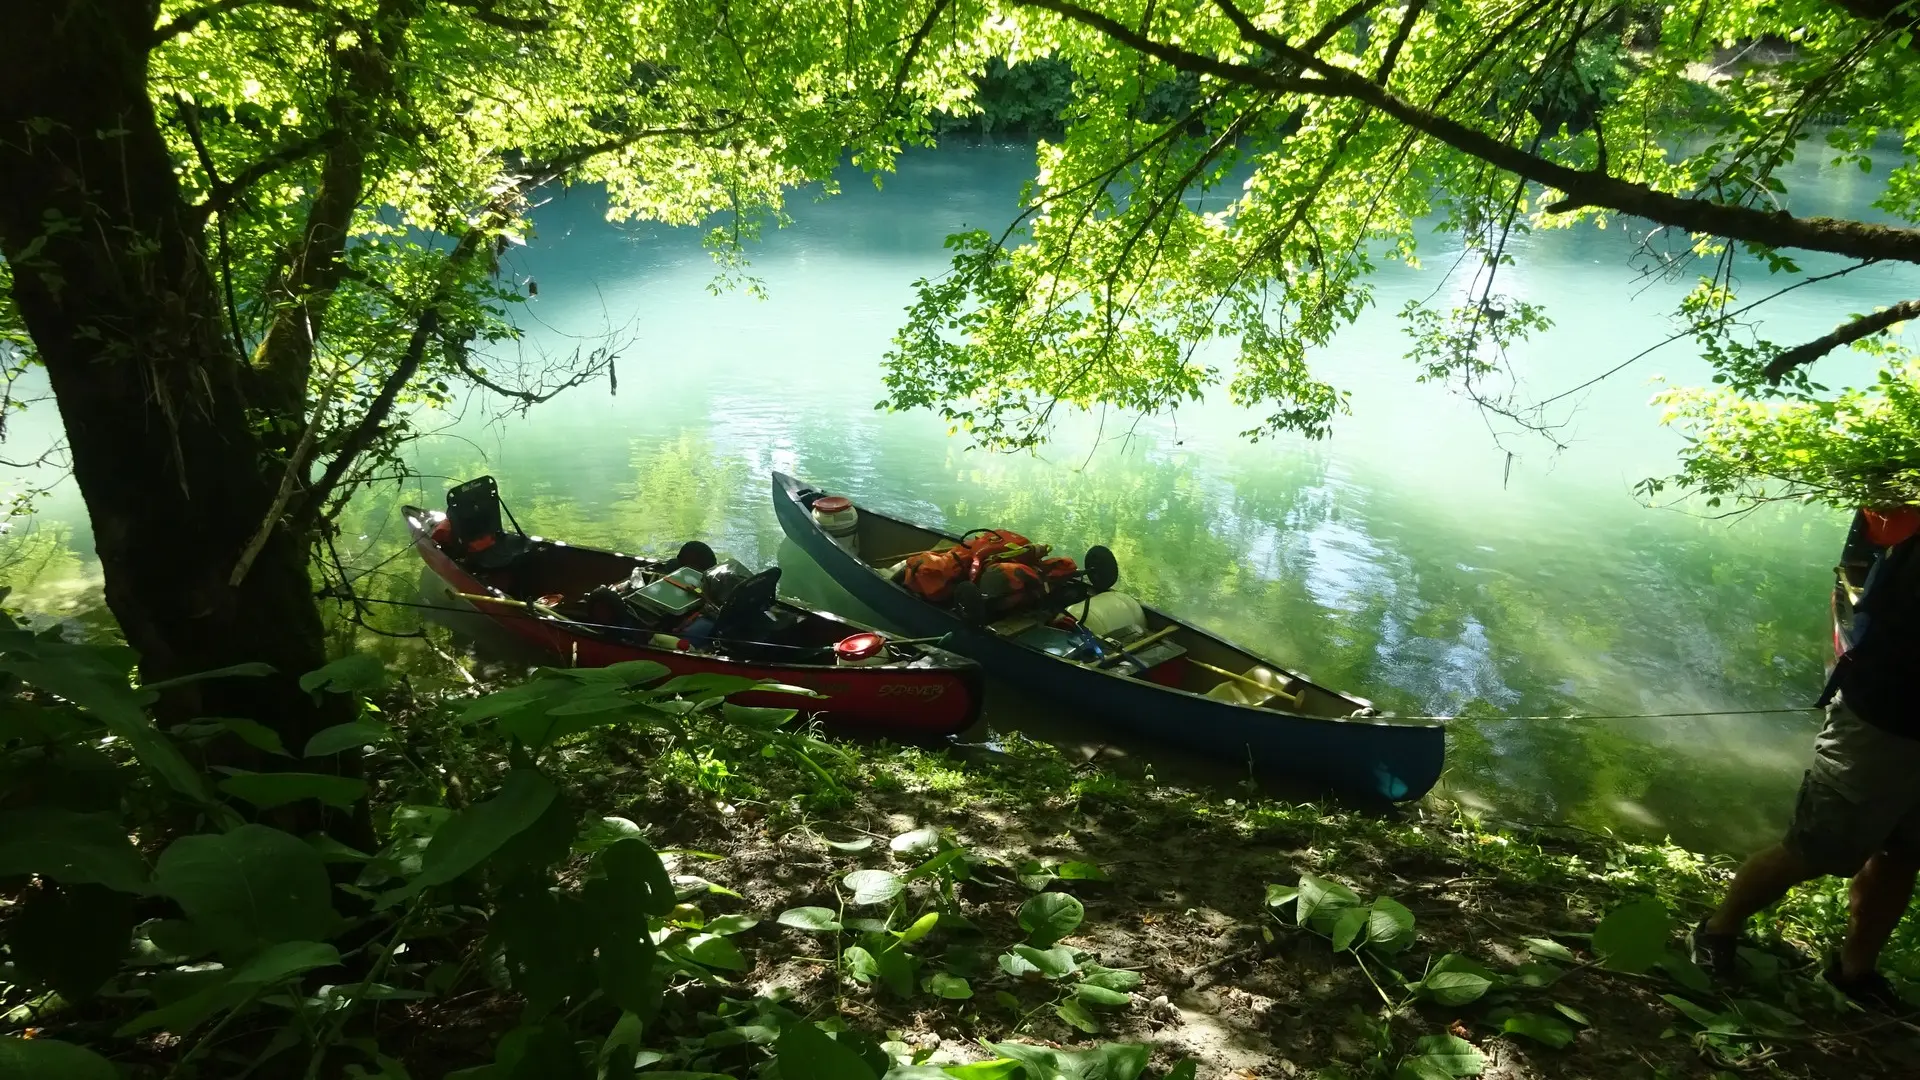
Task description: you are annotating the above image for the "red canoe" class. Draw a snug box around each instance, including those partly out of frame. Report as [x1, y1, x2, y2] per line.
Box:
[401, 484, 982, 736]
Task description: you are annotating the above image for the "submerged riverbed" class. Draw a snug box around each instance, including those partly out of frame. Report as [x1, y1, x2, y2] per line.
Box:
[7, 141, 1918, 853]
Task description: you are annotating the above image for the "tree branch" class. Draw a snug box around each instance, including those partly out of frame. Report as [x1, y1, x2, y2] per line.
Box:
[441, 0, 553, 32]
[194, 130, 344, 222]
[1018, 0, 1920, 267]
[300, 309, 439, 520]
[1374, 0, 1427, 84]
[1299, 0, 1386, 56]
[1763, 299, 1920, 381]
[890, 0, 959, 109]
[153, 0, 333, 43]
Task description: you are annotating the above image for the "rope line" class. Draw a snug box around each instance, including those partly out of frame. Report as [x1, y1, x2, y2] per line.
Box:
[330, 591, 1821, 723]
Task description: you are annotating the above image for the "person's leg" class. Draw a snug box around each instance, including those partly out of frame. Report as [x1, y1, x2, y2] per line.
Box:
[1839, 849, 1920, 980]
[1705, 843, 1817, 935]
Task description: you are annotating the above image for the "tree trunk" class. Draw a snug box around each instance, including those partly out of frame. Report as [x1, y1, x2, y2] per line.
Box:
[0, 0, 360, 836]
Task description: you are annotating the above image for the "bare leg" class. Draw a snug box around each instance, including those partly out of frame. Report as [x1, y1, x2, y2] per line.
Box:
[1706, 843, 1817, 935]
[1840, 851, 1920, 979]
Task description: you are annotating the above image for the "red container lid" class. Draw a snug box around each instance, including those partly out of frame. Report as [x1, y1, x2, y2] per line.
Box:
[813, 496, 853, 513]
[1865, 506, 1920, 546]
[834, 631, 887, 662]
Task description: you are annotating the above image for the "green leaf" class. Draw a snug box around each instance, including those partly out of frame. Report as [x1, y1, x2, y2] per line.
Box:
[298, 654, 388, 694]
[776, 1019, 881, 1080]
[1662, 993, 1738, 1033]
[904, 846, 969, 881]
[153, 824, 339, 960]
[574, 815, 644, 853]
[683, 932, 747, 971]
[1296, 873, 1361, 930]
[1592, 899, 1671, 974]
[897, 911, 940, 944]
[1501, 1012, 1574, 1048]
[1057, 861, 1107, 880]
[1417, 954, 1498, 1006]
[217, 770, 367, 810]
[302, 720, 389, 756]
[656, 673, 765, 699]
[777, 906, 843, 932]
[1552, 1001, 1591, 1027]
[1017, 892, 1084, 947]
[1009, 944, 1078, 978]
[1524, 936, 1576, 963]
[937, 1061, 1023, 1080]
[1074, 983, 1132, 1007]
[843, 868, 904, 906]
[0, 1037, 120, 1080]
[925, 972, 973, 999]
[704, 913, 758, 936]
[0, 806, 149, 893]
[140, 662, 276, 693]
[890, 827, 941, 856]
[1330, 906, 1369, 952]
[1055, 997, 1102, 1033]
[1367, 896, 1416, 953]
[1402, 1034, 1485, 1077]
[997, 949, 1039, 979]
[1081, 965, 1143, 991]
[595, 836, 677, 918]
[1659, 950, 1713, 992]
[824, 836, 875, 853]
[385, 768, 556, 906]
[844, 945, 880, 983]
[1264, 883, 1299, 909]
[188, 716, 290, 756]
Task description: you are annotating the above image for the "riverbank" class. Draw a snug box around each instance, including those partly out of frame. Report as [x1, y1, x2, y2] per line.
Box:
[378, 675, 1919, 1079]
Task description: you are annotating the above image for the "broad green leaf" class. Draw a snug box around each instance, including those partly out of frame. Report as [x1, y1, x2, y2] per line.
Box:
[139, 662, 276, 692]
[1055, 997, 1101, 1033]
[890, 826, 941, 855]
[1264, 883, 1299, 909]
[1367, 896, 1416, 953]
[776, 1021, 880, 1080]
[575, 815, 644, 853]
[843, 868, 904, 905]
[1017, 892, 1084, 947]
[844, 945, 880, 984]
[997, 949, 1039, 979]
[897, 911, 940, 944]
[595, 836, 677, 918]
[153, 824, 338, 960]
[302, 720, 389, 756]
[924, 971, 973, 999]
[655, 673, 764, 698]
[938, 1060, 1023, 1080]
[904, 847, 969, 881]
[298, 654, 388, 694]
[1296, 873, 1361, 930]
[1074, 983, 1132, 1007]
[1009, 944, 1078, 978]
[0, 806, 149, 893]
[0, 1037, 120, 1080]
[1501, 1012, 1574, 1048]
[1418, 954, 1498, 1006]
[1592, 899, 1671, 974]
[1552, 1001, 1592, 1026]
[825, 836, 875, 853]
[987, 1041, 1151, 1080]
[1057, 861, 1107, 880]
[1524, 936, 1577, 963]
[1081, 965, 1143, 991]
[386, 768, 556, 906]
[1659, 950, 1713, 992]
[1403, 1034, 1485, 1077]
[1662, 993, 1739, 1034]
[777, 906, 843, 932]
[1330, 906, 1369, 952]
[683, 932, 747, 971]
[704, 913, 759, 936]
[184, 716, 289, 756]
[217, 770, 367, 810]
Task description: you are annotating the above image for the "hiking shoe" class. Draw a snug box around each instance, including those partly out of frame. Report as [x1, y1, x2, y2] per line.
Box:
[1823, 963, 1911, 1013]
[1690, 920, 1740, 979]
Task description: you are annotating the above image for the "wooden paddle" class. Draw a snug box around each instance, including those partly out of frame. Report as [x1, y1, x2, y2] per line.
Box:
[1189, 659, 1304, 709]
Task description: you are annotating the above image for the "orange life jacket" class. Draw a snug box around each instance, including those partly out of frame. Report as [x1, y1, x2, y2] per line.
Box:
[976, 560, 1045, 614]
[900, 549, 970, 603]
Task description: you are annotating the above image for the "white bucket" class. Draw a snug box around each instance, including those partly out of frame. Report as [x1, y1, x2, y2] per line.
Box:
[1080, 591, 1146, 638]
[812, 496, 860, 556]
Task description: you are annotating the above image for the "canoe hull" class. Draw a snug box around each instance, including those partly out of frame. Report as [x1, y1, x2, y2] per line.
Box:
[771, 473, 1445, 801]
[405, 512, 982, 737]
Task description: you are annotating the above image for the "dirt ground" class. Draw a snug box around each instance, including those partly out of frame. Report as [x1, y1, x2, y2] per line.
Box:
[607, 739, 1920, 1080]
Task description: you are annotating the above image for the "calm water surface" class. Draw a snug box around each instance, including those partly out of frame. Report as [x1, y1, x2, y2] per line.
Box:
[8, 143, 1918, 854]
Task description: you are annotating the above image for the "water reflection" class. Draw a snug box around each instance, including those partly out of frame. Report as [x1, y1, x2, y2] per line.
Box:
[3, 143, 1888, 855]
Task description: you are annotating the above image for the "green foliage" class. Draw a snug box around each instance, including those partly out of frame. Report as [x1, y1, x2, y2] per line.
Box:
[870, 0, 1920, 510]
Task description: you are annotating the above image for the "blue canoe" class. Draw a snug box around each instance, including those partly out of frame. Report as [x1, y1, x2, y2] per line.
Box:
[772, 472, 1445, 802]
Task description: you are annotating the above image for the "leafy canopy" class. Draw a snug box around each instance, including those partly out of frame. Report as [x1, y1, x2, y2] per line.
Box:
[877, 0, 1920, 509]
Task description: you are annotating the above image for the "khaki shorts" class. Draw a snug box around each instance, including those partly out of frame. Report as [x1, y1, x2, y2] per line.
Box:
[1783, 701, 1920, 876]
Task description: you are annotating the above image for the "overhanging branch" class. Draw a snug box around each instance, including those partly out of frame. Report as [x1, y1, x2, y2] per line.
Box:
[1016, 0, 1920, 267]
[442, 0, 553, 32]
[1763, 299, 1920, 382]
[153, 0, 334, 43]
